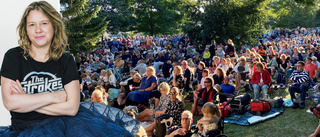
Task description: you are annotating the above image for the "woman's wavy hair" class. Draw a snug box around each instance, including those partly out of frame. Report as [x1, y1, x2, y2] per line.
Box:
[17, 1, 67, 61]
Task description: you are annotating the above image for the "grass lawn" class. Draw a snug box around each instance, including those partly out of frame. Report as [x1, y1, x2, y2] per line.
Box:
[184, 87, 319, 137]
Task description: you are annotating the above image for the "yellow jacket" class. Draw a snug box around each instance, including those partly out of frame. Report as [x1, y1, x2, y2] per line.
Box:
[203, 51, 211, 59]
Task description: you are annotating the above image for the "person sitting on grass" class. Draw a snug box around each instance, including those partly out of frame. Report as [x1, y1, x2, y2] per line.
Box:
[194, 102, 220, 136]
[289, 61, 309, 109]
[144, 87, 184, 136]
[114, 73, 141, 109]
[91, 85, 108, 105]
[233, 56, 250, 91]
[251, 62, 271, 100]
[219, 76, 236, 102]
[135, 82, 171, 122]
[191, 77, 218, 115]
[166, 111, 194, 137]
[126, 66, 161, 108]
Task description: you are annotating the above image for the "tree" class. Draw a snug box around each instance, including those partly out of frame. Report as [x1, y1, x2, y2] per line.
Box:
[61, 0, 108, 55]
[130, 0, 185, 35]
[268, 0, 320, 29]
[183, 0, 271, 47]
[90, 0, 135, 33]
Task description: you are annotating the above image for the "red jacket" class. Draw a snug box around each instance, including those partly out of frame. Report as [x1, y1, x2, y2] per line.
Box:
[251, 69, 271, 85]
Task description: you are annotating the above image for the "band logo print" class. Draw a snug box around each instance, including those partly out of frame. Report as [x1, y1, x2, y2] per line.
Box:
[20, 72, 64, 94]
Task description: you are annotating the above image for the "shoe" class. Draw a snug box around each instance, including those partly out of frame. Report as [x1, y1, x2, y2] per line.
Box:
[292, 102, 299, 109]
[307, 109, 313, 114]
[300, 102, 305, 109]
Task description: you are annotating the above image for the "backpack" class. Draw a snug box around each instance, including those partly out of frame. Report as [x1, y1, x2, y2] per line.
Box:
[154, 114, 172, 137]
[229, 93, 252, 114]
[277, 73, 286, 84]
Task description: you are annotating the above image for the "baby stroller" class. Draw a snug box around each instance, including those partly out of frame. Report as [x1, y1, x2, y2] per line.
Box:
[191, 92, 234, 137]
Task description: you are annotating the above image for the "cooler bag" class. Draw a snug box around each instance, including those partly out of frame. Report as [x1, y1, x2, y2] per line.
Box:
[250, 100, 271, 115]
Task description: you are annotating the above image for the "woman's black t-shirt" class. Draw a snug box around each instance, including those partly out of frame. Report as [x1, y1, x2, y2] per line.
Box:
[0, 47, 79, 121]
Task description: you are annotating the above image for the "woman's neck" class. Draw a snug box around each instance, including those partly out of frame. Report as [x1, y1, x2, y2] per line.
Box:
[30, 46, 50, 62]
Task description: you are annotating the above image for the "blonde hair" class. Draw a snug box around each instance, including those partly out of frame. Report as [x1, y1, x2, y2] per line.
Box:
[181, 110, 193, 120]
[17, 1, 67, 61]
[158, 82, 170, 94]
[106, 69, 114, 76]
[146, 66, 156, 76]
[201, 102, 221, 118]
[175, 66, 183, 75]
[91, 85, 108, 104]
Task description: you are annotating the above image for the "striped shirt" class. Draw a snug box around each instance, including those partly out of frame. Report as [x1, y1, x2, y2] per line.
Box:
[289, 69, 309, 83]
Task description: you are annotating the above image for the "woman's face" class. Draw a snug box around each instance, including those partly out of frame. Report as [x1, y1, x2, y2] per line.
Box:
[160, 88, 168, 95]
[221, 60, 225, 65]
[174, 67, 178, 75]
[169, 89, 178, 101]
[198, 64, 203, 69]
[101, 71, 105, 76]
[27, 10, 54, 49]
[257, 66, 263, 73]
[146, 68, 153, 76]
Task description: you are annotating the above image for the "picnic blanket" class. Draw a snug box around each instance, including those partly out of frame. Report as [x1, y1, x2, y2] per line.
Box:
[224, 108, 285, 126]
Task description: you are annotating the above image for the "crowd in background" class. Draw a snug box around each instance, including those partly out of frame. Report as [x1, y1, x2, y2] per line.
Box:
[75, 28, 320, 135]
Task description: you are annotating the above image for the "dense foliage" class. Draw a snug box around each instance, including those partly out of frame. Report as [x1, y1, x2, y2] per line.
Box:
[60, 0, 320, 49]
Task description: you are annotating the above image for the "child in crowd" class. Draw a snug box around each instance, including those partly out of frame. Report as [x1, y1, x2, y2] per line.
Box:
[91, 85, 109, 105]
[194, 102, 221, 136]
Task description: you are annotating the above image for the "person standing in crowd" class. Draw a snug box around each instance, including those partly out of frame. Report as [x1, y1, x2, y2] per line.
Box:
[289, 61, 309, 109]
[195, 62, 205, 83]
[181, 60, 192, 93]
[209, 39, 216, 59]
[226, 39, 236, 59]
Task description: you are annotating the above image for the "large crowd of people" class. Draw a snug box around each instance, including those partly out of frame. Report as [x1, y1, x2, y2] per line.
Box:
[76, 28, 320, 136]
[3, 1, 320, 136]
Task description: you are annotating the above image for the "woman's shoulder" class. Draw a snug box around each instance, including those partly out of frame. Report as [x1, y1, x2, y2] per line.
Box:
[60, 52, 74, 61]
[5, 46, 24, 56]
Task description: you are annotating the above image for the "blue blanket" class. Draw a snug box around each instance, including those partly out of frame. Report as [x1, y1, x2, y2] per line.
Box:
[224, 108, 285, 126]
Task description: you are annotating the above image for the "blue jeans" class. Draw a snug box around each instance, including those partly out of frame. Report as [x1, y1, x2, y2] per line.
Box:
[289, 84, 308, 102]
[253, 84, 269, 100]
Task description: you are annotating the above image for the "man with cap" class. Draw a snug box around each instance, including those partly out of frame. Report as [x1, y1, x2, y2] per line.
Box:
[220, 76, 236, 102]
[220, 76, 235, 95]
[83, 62, 92, 71]
[78, 65, 86, 76]
[122, 50, 131, 60]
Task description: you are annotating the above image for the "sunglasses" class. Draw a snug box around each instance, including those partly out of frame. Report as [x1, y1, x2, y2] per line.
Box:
[181, 118, 191, 121]
[169, 92, 177, 95]
[204, 81, 211, 83]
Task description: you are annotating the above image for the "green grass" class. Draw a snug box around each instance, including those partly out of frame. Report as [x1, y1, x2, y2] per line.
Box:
[185, 87, 319, 137]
